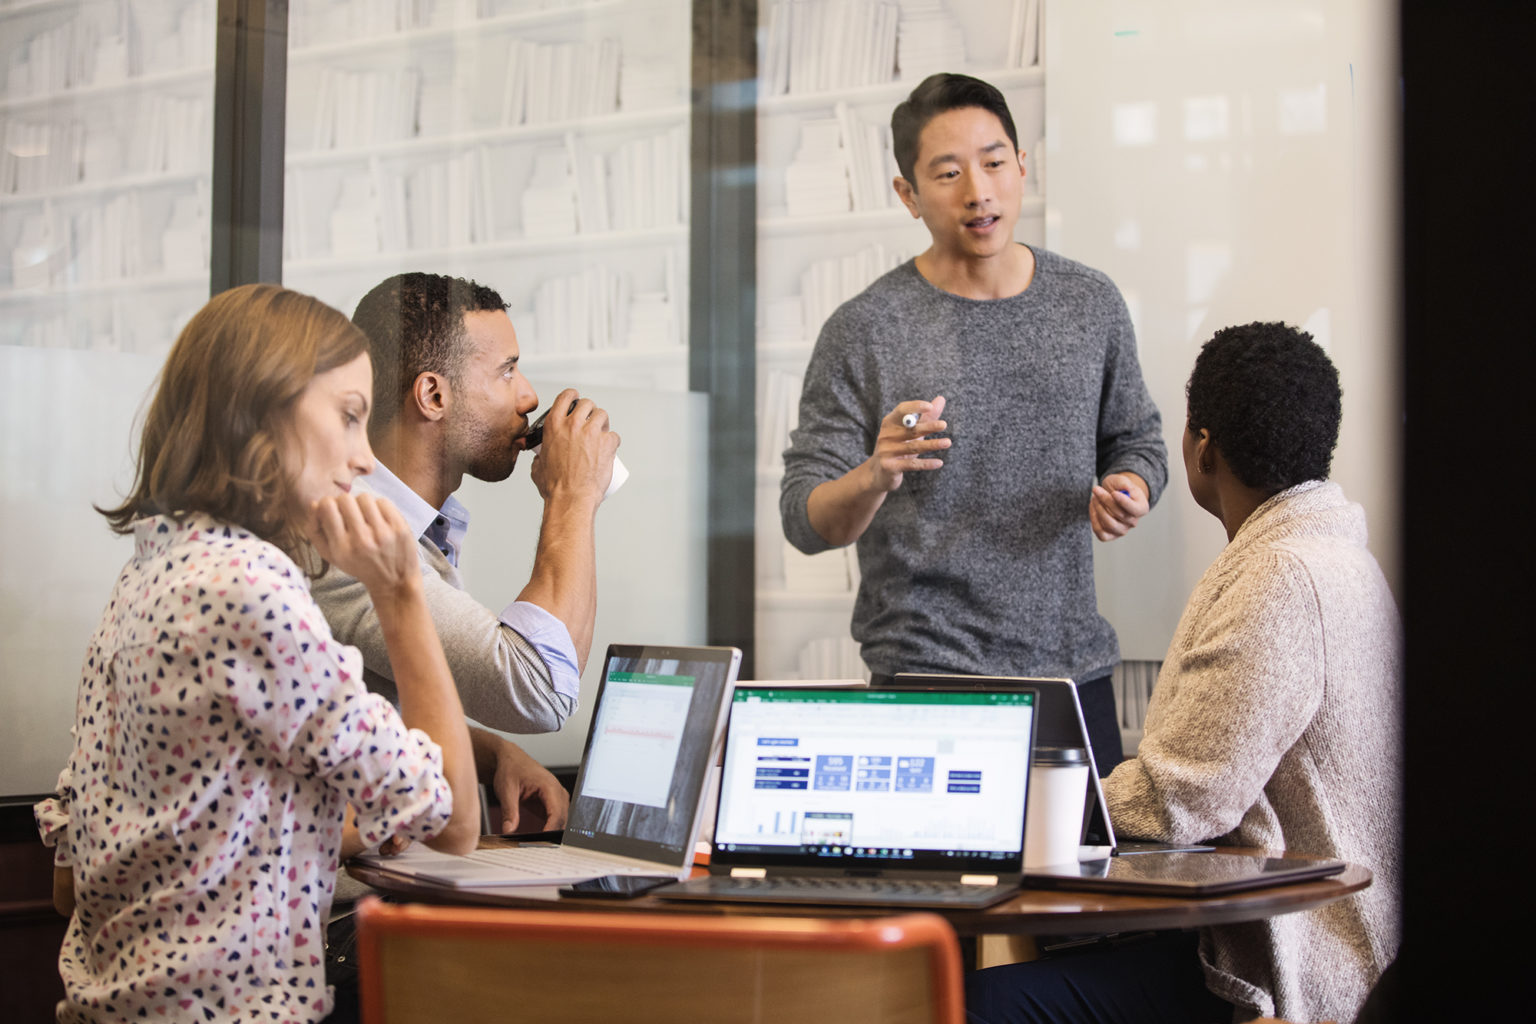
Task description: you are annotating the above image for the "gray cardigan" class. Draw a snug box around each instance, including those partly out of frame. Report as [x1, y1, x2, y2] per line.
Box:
[1104, 480, 1403, 1022]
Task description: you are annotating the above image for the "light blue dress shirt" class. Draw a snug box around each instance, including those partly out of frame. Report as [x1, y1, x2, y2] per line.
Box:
[357, 462, 581, 707]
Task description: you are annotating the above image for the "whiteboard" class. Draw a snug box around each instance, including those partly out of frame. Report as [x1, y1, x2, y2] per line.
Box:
[1045, 0, 1400, 658]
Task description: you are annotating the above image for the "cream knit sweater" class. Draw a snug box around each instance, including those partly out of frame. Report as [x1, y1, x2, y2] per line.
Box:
[1104, 480, 1402, 1023]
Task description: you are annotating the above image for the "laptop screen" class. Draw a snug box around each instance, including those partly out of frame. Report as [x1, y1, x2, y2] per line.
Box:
[710, 687, 1036, 874]
[564, 644, 741, 863]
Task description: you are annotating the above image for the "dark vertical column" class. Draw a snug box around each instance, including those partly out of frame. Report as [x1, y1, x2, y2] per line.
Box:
[211, 0, 288, 292]
[690, 1, 757, 674]
[1400, 0, 1531, 1017]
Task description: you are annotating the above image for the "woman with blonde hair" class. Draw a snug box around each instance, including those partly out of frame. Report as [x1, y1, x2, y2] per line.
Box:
[35, 284, 479, 1023]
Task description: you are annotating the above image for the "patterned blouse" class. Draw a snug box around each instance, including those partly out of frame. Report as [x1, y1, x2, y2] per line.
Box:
[35, 514, 454, 1023]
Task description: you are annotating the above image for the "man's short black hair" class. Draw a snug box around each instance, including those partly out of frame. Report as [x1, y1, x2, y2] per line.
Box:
[351, 272, 508, 429]
[1186, 321, 1342, 493]
[891, 72, 1019, 187]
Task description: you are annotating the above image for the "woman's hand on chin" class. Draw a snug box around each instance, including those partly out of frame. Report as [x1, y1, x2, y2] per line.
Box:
[308, 493, 421, 607]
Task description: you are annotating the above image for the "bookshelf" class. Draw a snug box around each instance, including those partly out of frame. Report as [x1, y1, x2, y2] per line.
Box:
[280, 0, 692, 383]
[753, 0, 1047, 680]
[0, 0, 215, 352]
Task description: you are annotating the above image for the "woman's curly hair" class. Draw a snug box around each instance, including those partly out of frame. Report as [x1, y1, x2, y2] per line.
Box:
[99, 284, 368, 563]
[1186, 321, 1341, 493]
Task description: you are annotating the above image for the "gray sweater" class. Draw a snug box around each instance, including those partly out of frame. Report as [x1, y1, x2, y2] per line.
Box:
[1105, 481, 1402, 1021]
[780, 250, 1166, 681]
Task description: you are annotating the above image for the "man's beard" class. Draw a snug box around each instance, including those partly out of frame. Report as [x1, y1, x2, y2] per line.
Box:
[456, 419, 521, 483]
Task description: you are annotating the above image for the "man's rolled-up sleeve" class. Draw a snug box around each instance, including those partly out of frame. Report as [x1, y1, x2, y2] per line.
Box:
[313, 560, 577, 735]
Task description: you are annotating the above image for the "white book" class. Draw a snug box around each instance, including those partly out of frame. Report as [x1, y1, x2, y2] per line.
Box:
[1021, 0, 1040, 68]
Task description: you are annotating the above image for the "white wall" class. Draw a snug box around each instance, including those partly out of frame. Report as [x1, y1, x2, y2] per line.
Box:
[1046, 0, 1400, 658]
[0, 347, 159, 794]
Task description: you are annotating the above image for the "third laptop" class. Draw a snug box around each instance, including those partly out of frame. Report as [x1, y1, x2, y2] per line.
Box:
[656, 683, 1037, 909]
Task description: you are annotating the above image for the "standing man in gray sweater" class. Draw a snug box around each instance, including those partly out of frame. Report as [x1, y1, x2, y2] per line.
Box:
[314, 272, 621, 833]
[780, 74, 1166, 770]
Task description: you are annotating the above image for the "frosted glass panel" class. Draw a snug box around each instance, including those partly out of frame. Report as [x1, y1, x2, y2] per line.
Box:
[1046, 0, 1399, 657]
[0, 0, 215, 794]
[281, 0, 704, 766]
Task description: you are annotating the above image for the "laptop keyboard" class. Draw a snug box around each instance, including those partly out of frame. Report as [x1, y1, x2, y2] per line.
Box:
[661, 874, 1016, 908]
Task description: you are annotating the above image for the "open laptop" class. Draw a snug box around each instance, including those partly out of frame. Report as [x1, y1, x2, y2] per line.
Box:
[353, 643, 741, 887]
[887, 673, 1214, 858]
[656, 683, 1037, 909]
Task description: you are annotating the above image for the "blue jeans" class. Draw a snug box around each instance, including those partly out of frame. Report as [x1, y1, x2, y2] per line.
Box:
[965, 931, 1233, 1024]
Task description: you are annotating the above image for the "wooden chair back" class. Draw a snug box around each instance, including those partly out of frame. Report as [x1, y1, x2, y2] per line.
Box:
[356, 897, 964, 1024]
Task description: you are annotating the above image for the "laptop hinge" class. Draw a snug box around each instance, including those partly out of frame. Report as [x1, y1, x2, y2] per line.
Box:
[960, 874, 1000, 886]
[729, 867, 767, 878]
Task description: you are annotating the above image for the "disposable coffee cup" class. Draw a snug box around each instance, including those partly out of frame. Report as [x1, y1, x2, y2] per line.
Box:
[528, 446, 628, 499]
[1024, 746, 1090, 869]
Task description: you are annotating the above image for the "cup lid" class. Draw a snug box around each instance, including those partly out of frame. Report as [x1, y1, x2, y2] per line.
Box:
[1033, 745, 1089, 765]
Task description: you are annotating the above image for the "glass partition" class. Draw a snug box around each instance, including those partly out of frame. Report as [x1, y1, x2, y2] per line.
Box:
[0, 0, 216, 794]
[281, 0, 706, 765]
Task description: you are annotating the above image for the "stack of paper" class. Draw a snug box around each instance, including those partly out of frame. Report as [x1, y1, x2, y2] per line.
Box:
[373, 156, 412, 253]
[627, 291, 676, 350]
[311, 67, 420, 150]
[833, 102, 898, 212]
[761, 0, 900, 97]
[796, 634, 866, 680]
[0, 121, 83, 193]
[619, 58, 684, 111]
[521, 146, 578, 237]
[758, 369, 803, 468]
[895, 0, 967, 80]
[288, 0, 451, 48]
[800, 242, 905, 339]
[284, 169, 309, 261]
[329, 173, 382, 257]
[1007, 0, 1041, 68]
[142, 0, 216, 71]
[161, 184, 208, 274]
[531, 264, 630, 354]
[526, 260, 681, 354]
[68, 192, 144, 284]
[328, 148, 497, 256]
[405, 149, 489, 249]
[129, 93, 212, 175]
[757, 295, 804, 347]
[504, 37, 621, 126]
[784, 117, 850, 217]
[4, 15, 88, 96]
[565, 133, 611, 234]
[606, 125, 686, 231]
[10, 213, 56, 290]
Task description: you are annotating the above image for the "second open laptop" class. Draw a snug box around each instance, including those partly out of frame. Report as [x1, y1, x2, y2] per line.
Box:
[353, 643, 741, 887]
[656, 683, 1038, 909]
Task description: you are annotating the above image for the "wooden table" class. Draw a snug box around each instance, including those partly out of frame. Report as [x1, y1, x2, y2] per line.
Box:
[347, 838, 1372, 938]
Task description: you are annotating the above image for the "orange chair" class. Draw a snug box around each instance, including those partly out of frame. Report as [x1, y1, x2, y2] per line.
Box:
[355, 897, 965, 1024]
